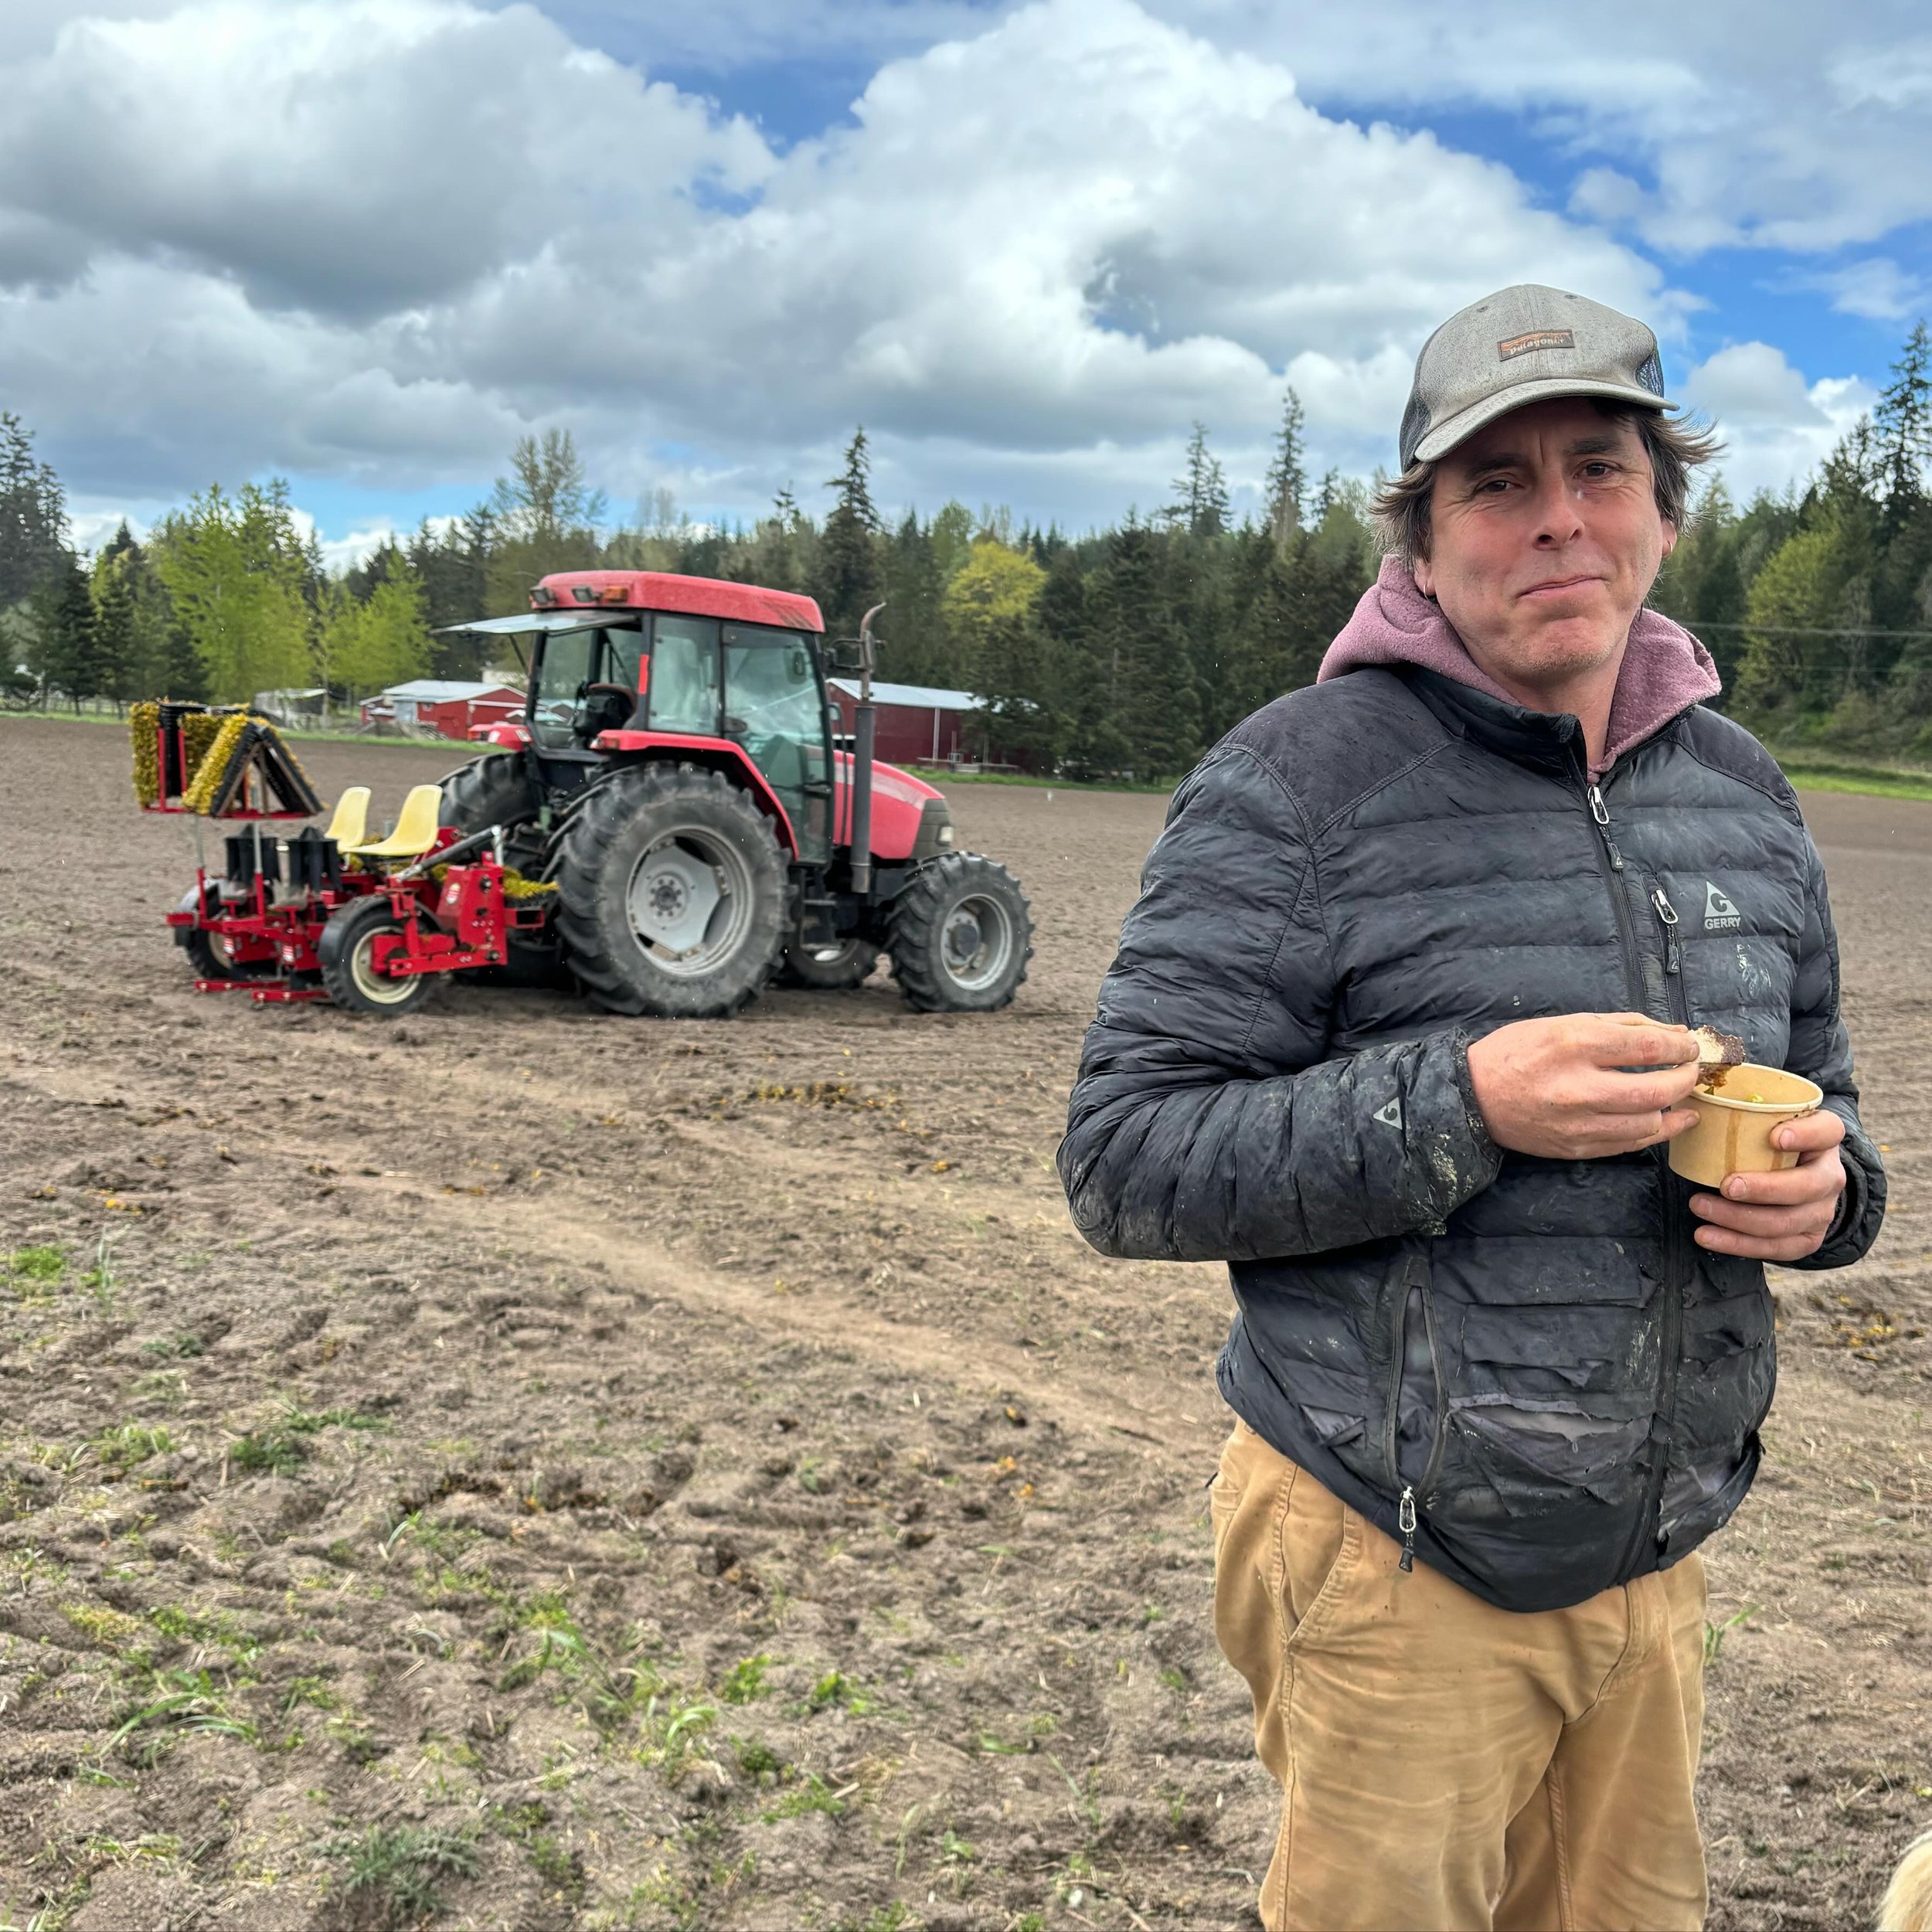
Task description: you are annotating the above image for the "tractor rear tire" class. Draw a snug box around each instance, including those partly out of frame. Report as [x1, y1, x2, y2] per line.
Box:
[174, 883, 274, 982]
[777, 938, 879, 990]
[553, 764, 787, 1019]
[317, 896, 438, 1018]
[438, 751, 533, 831]
[886, 853, 1033, 1012]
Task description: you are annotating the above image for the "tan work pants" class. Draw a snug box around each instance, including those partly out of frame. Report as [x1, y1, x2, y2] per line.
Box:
[1212, 1419, 1709, 1931]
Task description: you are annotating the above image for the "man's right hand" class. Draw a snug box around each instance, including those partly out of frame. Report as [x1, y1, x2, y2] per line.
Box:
[1464, 1012, 1702, 1160]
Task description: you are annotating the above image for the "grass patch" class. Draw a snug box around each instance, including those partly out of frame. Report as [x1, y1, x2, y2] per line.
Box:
[89, 1424, 175, 1476]
[719, 1654, 772, 1706]
[1769, 753, 1932, 802]
[230, 1404, 385, 1476]
[5, 1244, 65, 1281]
[139, 1332, 206, 1359]
[760, 1770, 848, 1823]
[905, 764, 1175, 795]
[109, 1669, 257, 1766]
[321, 1825, 481, 1927]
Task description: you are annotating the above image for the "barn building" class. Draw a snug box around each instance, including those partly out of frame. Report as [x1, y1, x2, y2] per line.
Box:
[826, 678, 984, 768]
[362, 679, 526, 740]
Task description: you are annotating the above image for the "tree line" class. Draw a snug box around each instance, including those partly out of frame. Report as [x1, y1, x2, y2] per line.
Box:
[5, 318, 1931, 775]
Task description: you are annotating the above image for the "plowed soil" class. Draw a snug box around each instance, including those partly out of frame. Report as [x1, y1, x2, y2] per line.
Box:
[0, 715, 1927, 1932]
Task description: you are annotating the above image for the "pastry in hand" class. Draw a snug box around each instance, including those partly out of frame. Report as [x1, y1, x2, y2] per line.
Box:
[1692, 1025, 1746, 1091]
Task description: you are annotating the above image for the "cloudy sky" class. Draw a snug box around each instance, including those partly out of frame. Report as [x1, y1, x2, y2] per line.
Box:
[3, 0, 1928, 566]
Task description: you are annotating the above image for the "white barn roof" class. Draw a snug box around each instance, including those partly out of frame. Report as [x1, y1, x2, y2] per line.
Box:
[376, 679, 523, 702]
[827, 678, 980, 711]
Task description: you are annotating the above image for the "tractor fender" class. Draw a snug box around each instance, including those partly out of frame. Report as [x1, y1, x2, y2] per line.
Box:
[468, 720, 532, 747]
[589, 732, 799, 855]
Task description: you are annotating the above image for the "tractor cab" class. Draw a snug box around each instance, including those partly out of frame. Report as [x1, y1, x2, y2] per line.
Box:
[454, 573, 838, 867]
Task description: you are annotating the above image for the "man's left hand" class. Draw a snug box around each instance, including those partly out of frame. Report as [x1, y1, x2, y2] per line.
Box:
[1689, 1109, 1846, 1261]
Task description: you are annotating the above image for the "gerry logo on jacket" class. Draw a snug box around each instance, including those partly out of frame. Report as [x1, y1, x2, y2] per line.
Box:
[1704, 883, 1742, 933]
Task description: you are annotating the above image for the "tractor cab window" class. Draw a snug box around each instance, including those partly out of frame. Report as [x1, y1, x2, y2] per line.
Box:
[529, 626, 639, 751]
[722, 625, 831, 864]
[647, 617, 721, 735]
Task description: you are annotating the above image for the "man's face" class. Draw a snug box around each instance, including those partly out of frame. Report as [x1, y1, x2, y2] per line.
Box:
[1411, 398, 1676, 692]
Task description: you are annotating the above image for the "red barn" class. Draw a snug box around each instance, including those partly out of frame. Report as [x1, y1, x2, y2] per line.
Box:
[827, 678, 985, 767]
[362, 679, 526, 740]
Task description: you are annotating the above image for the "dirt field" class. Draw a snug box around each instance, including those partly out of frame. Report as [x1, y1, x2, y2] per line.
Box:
[0, 714, 1926, 1932]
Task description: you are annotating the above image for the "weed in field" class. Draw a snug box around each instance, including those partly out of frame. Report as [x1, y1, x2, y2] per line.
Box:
[760, 1771, 849, 1822]
[1705, 1604, 1760, 1665]
[229, 1427, 308, 1475]
[110, 1669, 257, 1766]
[4, 1244, 64, 1308]
[733, 1737, 783, 1784]
[89, 1424, 174, 1475]
[139, 1332, 206, 1359]
[60, 1602, 143, 1648]
[808, 1669, 875, 1715]
[321, 1825, 480, 1928]
[719, 1653, 772, 1705]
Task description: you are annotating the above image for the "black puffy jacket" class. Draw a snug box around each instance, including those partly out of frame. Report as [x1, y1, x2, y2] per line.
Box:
[1060, 666, 1886, 1613]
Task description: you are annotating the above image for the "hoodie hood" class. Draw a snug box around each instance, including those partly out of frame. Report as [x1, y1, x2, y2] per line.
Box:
[1318, 556, 1720, 777]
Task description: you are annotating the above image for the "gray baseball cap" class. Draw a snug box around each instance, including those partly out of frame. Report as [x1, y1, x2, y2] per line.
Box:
[1399, 284, 1670, 470]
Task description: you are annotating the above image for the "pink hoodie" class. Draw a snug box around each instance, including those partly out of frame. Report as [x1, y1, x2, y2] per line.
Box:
[1317, 556, 1719, 779]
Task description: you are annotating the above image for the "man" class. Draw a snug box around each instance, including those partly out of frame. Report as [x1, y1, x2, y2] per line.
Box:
[1059, 284, 1886, 1930]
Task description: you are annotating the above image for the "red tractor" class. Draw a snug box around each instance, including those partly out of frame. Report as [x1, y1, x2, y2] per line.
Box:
[158, 570, 1033, 1021]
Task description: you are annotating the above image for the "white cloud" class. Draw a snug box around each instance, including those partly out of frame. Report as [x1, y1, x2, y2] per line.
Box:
[1176, 3, 1932, 257]
[0, 0, 1697, 533]
[1681, 342, 1878, 503]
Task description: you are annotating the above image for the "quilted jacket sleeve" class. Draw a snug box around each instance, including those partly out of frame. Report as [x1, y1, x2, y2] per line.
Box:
[1780, 833, 1886, 1270]
[1059, 743, 1503, 1263]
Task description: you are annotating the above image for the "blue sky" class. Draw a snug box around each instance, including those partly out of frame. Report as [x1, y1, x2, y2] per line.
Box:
[2, 0, 1925, 566]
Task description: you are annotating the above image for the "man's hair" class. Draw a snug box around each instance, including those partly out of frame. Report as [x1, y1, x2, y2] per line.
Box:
[1371, 403, 1725, 570]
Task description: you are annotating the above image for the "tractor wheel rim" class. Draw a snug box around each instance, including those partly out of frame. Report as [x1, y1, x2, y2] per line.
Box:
[349, 924, 417, 1005]
[626, 830, 754, 978]
[937, 893, 1013, 992]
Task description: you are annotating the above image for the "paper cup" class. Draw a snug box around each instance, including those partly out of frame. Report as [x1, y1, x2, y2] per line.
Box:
[1668, 1063, 1823, 1189]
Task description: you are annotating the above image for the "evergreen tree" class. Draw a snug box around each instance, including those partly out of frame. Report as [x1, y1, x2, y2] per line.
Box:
[815, 427, 883, 643]
[1165, 423, 1230, 539]
[32, 550, 100, 709]
[90, 542, 141, 705]
[1874, 320, 1932, 540]
[878, 510, 944, 685]
[1265, 388, 1308, 546]
[1095, 520, 1201, 778]
[0, 413, 68, 609]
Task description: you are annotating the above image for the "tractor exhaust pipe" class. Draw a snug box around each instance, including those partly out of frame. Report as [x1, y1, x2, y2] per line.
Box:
[849, 603, 884, 899]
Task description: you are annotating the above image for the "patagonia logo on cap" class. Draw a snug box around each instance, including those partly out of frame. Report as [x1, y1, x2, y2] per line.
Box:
[1497, 328, 1576, 362]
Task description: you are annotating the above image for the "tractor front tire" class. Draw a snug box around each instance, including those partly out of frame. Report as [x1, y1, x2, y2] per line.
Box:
[317, 896, 438, 1018]
[777, 938, 879, 991]
[553, 764, 787, 1019]
[886, 853, 1033, 1012]
[438, 752, 543, 859]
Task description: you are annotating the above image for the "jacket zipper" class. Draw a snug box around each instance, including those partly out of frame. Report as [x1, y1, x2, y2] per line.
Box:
[1638, 881, 1693, 1566]
[1587, 772, 1693, 1579]
[1391, 1272, 1448, 1574]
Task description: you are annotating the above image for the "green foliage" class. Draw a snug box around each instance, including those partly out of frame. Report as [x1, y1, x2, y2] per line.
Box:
[719, 1654, 772, 1705]
[152, 481, 314, 702]
[320, 545, 433, 697]
[816, 426, 883, 644]
[89, 1425, 175, 1475]
[5, 1245, 65, 1281]
[0, 410, 68, 612]
[321, 1825, 481, 1927]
